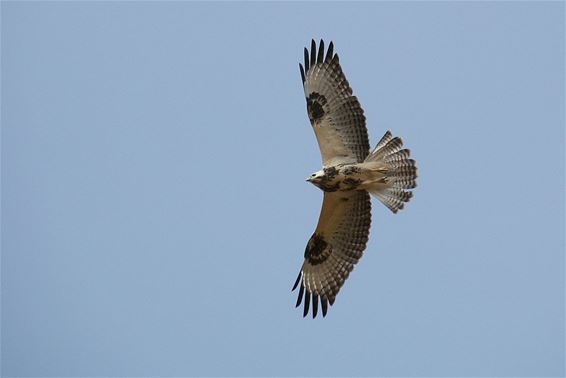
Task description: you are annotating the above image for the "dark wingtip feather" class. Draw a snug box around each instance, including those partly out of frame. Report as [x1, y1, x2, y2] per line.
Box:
[304, 48, 309, 72]
[295, 284, 304, 307]
[299, 63, 305, 84]
[292, 271, 301, 291]
[310, 39, 316, 69]
[317, 39, 324, 64]
[303, 292, 311, 317]
[312, 294, 319, 318]
[329, 296, 335, 306]
[321, 297, 328, 317]
[325, 41, 334, 62]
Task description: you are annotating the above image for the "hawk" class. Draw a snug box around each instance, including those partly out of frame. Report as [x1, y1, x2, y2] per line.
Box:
[292, 39, 418, 318]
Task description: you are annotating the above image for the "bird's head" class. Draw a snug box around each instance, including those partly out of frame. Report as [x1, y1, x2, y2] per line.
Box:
[306, 169, 326, 185]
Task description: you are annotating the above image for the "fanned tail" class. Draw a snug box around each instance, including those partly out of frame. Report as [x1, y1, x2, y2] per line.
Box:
[365, 130, 417, 213]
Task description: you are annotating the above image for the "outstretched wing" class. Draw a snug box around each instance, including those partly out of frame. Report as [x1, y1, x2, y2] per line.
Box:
[292, 190, 372, 318]
[300, 39, 370, 166]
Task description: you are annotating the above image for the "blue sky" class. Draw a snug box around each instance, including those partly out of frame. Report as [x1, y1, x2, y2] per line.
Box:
[1, 2, 564, 376]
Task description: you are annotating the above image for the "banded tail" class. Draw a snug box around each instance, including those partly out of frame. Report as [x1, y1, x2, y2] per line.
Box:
[365, 131, 417, 213]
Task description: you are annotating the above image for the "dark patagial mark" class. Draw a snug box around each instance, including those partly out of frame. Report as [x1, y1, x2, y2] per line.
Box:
[343, 178, 362, 187]
[343, 165, 361, 176]
[306, 92, 327, 123]
[304, 233, 330, 265]
[319, 182, 340, 192]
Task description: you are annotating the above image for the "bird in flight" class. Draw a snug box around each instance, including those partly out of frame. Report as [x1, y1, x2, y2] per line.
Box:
[292, 39, 418, 318]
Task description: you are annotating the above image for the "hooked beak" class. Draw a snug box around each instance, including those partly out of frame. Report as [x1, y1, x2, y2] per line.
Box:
[306, 175, 318, 183]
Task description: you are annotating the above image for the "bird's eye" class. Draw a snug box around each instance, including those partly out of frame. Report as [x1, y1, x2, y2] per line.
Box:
[311, 174, 316, 177]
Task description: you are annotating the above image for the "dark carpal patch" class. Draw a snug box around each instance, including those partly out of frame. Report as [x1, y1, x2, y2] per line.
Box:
[306, 92, 327, 123]
[304, 233, 330, 265]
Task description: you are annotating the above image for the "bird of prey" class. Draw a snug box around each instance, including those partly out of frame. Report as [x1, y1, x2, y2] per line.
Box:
[292, 39, 418, 318]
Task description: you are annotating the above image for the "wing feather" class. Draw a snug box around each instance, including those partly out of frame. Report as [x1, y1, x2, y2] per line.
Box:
[317, 39, 325, 64]
[300, 39, 370, 166]
[303, 291, 310, 317]
[296, 284, 304, 307]
[292, 190, 372, 317]
[312, 294, 319, 318]
[325, 41, 334, 63]
[310, 39, 316, 68]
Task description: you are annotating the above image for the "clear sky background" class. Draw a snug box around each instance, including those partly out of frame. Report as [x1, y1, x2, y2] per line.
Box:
[1, 2, 564, 377]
